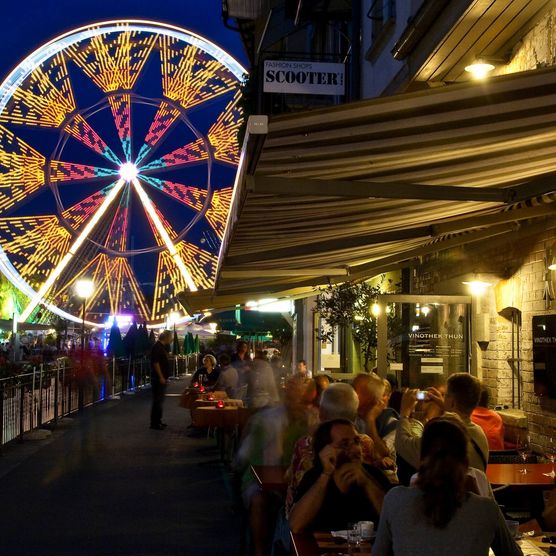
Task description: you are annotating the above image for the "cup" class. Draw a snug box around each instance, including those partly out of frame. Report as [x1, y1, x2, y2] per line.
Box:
[358, 521, 374, 539]
[505, 519, 519, 539]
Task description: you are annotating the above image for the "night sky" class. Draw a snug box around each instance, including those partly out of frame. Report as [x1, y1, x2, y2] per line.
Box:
[0, 1, 247, 77]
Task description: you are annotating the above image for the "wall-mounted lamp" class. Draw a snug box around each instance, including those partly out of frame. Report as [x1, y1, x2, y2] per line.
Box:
[462, 280, 492, 296]
[465, 59, 495, 80]
[371, 302, 380, 317]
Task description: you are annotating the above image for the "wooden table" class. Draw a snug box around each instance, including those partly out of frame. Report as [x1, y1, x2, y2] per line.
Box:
[251, 465, 288, 492]
[291, 531, 372, 556]
[192, 406, 240, 429]
[487, 463, 556, 487]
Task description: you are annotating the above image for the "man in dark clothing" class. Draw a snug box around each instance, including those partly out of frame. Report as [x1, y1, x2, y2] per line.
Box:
[289, 419, 391, 533]
[150, 330, 173, 430]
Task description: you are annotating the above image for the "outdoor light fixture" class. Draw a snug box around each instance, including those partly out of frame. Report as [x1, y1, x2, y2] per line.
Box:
[462, 280, 492, 295]
[371, 303, 380, 317]
[421, 305, 430, 317]
[549, 254, 556, 271]
[465, 59, 495, 79]
[75, 279, 94, 299]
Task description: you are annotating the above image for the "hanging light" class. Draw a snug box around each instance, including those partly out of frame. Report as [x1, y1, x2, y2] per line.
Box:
[371, 303, 380, 317]
[465, 59, 495, 80]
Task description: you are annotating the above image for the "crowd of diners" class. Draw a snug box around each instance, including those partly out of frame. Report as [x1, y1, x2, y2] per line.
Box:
[192, 342, 539, 555]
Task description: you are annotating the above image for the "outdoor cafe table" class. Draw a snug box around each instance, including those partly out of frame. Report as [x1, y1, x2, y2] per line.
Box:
[291, 531, 556, 556]
[486, 463, 556, 488]
[291, 531, 372, 556]
[191, 406, 241, 462]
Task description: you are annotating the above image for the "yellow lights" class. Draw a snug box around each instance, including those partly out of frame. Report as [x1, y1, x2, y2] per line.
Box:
[207, 322, 218, 333]
[371, 302, 381, 317]
[0, 21, 244, 326]
[462, 280, 492, 296]
[131, 178, 197, 293]
[19, 179, 126, 322]
[421, 305, 430, 317]
[75, 278, 95, 299]
[464, 60, 495, 80]
[68, 28, 157, 93]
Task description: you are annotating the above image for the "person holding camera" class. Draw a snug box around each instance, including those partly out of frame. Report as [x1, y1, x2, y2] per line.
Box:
[395, 373, 489, 484]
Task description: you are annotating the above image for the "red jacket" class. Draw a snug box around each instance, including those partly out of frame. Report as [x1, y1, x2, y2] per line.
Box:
[471, 407, 505, 450]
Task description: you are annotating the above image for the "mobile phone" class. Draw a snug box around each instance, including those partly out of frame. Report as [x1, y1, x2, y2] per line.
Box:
[416, 391, 429, 401]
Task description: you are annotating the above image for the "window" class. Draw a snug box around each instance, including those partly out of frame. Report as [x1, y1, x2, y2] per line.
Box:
[366, 0, 396, 56]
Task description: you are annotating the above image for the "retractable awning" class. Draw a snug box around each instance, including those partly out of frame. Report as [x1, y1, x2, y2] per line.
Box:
[180, 67, 556, 313]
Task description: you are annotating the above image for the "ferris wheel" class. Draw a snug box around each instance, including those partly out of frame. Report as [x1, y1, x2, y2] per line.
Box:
[0, 20, 245, 326]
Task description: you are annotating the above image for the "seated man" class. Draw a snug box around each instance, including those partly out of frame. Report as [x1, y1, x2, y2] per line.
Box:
[395, 373, 489, 476]
[285, 383, 377, 517]
[471, 385, 505, 450]
[289, 419, 391, 533]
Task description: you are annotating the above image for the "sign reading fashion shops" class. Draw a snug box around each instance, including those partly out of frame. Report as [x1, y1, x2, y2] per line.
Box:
[263, 60, 345, 96]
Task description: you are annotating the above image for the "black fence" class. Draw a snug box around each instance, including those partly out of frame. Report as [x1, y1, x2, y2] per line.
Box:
[0, 353, 199, 451]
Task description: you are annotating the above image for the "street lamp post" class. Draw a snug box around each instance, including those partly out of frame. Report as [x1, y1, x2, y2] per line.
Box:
[75, 279, 94, 412]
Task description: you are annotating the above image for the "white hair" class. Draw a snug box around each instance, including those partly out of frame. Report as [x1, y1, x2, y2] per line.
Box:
[319, 383, 359, 422]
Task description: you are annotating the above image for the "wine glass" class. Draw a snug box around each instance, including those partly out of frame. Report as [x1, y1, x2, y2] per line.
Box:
[543, 437, 556, 478]
[517, 434, 531, 474]
[347, 523, 361, 555]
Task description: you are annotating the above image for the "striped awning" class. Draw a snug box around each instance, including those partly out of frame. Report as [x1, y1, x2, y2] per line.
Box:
[181, 67, 556, 312]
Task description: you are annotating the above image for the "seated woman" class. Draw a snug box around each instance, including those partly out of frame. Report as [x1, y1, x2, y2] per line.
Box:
[191, 354, 220, 389]
[288, 419, 391, 533]
[373, 417, 522, 556]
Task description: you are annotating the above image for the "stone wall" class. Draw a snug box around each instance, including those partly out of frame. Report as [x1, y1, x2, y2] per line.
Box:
[412, 225, 556, 453]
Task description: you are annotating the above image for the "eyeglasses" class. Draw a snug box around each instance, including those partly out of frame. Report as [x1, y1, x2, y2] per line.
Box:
[334, 436, 362, 450]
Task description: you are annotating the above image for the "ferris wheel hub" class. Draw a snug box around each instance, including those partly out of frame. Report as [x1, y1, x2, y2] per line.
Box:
[119, 162, 138, 182]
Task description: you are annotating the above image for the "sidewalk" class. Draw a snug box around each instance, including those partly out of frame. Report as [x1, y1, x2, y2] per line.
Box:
[0, 378, 241, 555]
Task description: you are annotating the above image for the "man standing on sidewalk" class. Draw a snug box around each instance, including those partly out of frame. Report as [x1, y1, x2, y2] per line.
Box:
[150, 330, 173, 430]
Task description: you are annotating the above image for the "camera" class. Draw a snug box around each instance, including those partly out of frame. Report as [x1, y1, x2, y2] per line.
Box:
[416, 391, 429, 401]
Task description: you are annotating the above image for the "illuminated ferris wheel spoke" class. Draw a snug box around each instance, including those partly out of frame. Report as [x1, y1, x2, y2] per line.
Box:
[103, 185, 131, 252]
[138, 175, 205, 210]
[131, 177, 197, 293]
[204, 187, 233, 240]
[0, 216, 72, 288]
[108, 94, 133, 162]
[160, 36, 238, 111]
[68, 28, 158, 93]
[61, 183, 118, 231]
[0, 125, 47, 214]
[64, 114, 121, 165]
[50, 160, 118, 183]
[0, 53, 76, 129]
[207, 89, 243, 166]
[135, 100, 181, 166]
[138, 137, 208, 173]
[18, 179, 126, 322]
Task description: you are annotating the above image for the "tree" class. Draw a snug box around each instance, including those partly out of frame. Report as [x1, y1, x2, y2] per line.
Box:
[314, 279, 401, 372]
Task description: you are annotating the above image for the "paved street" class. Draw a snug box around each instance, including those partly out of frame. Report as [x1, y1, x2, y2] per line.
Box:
[0, 378, 241, 555]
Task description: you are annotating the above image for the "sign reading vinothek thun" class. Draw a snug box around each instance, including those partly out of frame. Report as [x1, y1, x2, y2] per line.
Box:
[263, 60, 345, 96]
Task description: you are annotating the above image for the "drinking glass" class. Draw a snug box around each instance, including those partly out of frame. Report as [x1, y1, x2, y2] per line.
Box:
[347, 523, 361, 555]
[517, 434, 531, 474]
[543, 437, 556, 478]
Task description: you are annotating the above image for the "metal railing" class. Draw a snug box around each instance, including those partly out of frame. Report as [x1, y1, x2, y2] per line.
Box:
[0, 353, 199, 451]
